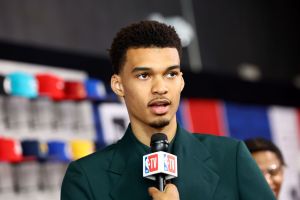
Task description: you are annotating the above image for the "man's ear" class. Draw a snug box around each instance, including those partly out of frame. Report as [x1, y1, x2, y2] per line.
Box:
[111, 74, 124, 97]
[180, 72, 185, 92]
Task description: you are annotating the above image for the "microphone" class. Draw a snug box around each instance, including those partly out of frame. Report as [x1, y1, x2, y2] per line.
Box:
[143, 133, 177, 191]
[151, 133, 168, 191]
[151, 133, 169, 152]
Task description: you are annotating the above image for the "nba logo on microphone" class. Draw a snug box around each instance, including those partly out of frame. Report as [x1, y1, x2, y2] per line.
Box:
[145, 154, 158, 174]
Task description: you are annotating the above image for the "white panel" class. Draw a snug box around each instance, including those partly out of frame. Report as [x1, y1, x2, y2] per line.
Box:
[98, 103, 129, 145]
[268, 106, 300, 200]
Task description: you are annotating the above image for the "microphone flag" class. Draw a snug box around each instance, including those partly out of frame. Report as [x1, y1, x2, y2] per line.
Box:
[143, 151, 177, 180]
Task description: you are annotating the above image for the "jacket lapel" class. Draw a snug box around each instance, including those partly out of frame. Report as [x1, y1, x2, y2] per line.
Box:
[172, 127, 220, 200]
[108, 126, 153, 200]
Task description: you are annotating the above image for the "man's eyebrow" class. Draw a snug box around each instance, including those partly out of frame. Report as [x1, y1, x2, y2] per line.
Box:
[131, 67, 151, 73]
[131, 65, 180, 73]
[166, 65, 180, 71]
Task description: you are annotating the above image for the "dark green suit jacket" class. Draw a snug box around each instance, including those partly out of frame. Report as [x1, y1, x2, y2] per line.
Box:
[61, 124, 275, 200]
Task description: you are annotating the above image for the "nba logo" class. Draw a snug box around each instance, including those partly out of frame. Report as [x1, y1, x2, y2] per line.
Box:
[144, 154, 158, 174]
[164, 154, 168, 171]
[144, 156, 150, 174]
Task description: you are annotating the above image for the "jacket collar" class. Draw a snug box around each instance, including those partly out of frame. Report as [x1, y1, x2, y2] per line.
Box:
[107, 124, 138, 175]
[108, 124, 152, 199]
[172, 126, 220, 199]
[109, 124, 220, 200]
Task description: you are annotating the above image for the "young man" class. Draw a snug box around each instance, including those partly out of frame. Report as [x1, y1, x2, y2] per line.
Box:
[61, 20, 275, 200]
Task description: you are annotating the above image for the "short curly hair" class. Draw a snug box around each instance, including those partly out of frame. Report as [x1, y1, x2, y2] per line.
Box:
[109, 20, 182, 74]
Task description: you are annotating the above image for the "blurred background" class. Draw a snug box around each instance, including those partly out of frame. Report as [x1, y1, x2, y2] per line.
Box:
[0, 0, 299, 200]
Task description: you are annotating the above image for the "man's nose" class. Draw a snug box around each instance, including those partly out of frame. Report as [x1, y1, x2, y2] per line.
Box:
[151, 77, 168, 95]
[264, 173, 274, 186]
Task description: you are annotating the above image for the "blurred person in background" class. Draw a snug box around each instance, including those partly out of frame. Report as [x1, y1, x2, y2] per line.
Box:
[245, 137, 285, 198]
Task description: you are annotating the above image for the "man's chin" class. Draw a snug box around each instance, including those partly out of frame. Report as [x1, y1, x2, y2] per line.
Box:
[149, 119, 170, 129]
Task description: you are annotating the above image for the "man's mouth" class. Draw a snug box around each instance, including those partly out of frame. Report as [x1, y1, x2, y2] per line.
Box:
[148, 99, 171, 115]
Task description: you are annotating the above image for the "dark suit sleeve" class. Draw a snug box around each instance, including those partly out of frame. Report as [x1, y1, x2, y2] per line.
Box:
[236, 141, 276, 200]
[61, 161, 94, 200]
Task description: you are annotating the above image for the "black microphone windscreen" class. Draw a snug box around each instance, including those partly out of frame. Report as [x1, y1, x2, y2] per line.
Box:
[150, 133, 169, 152]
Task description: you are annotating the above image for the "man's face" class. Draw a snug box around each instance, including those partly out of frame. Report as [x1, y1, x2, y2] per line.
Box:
[111, 47, 184, 129]
[252, 151, 284, 198]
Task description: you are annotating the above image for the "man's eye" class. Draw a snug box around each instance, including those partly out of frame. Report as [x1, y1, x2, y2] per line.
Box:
[137, 73, 149, 79]
[166, 71, 179, 78]
[268, 166, 282, 176]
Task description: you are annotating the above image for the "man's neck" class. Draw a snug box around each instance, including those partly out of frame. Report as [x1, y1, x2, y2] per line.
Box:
[130, 119, 177, 147]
